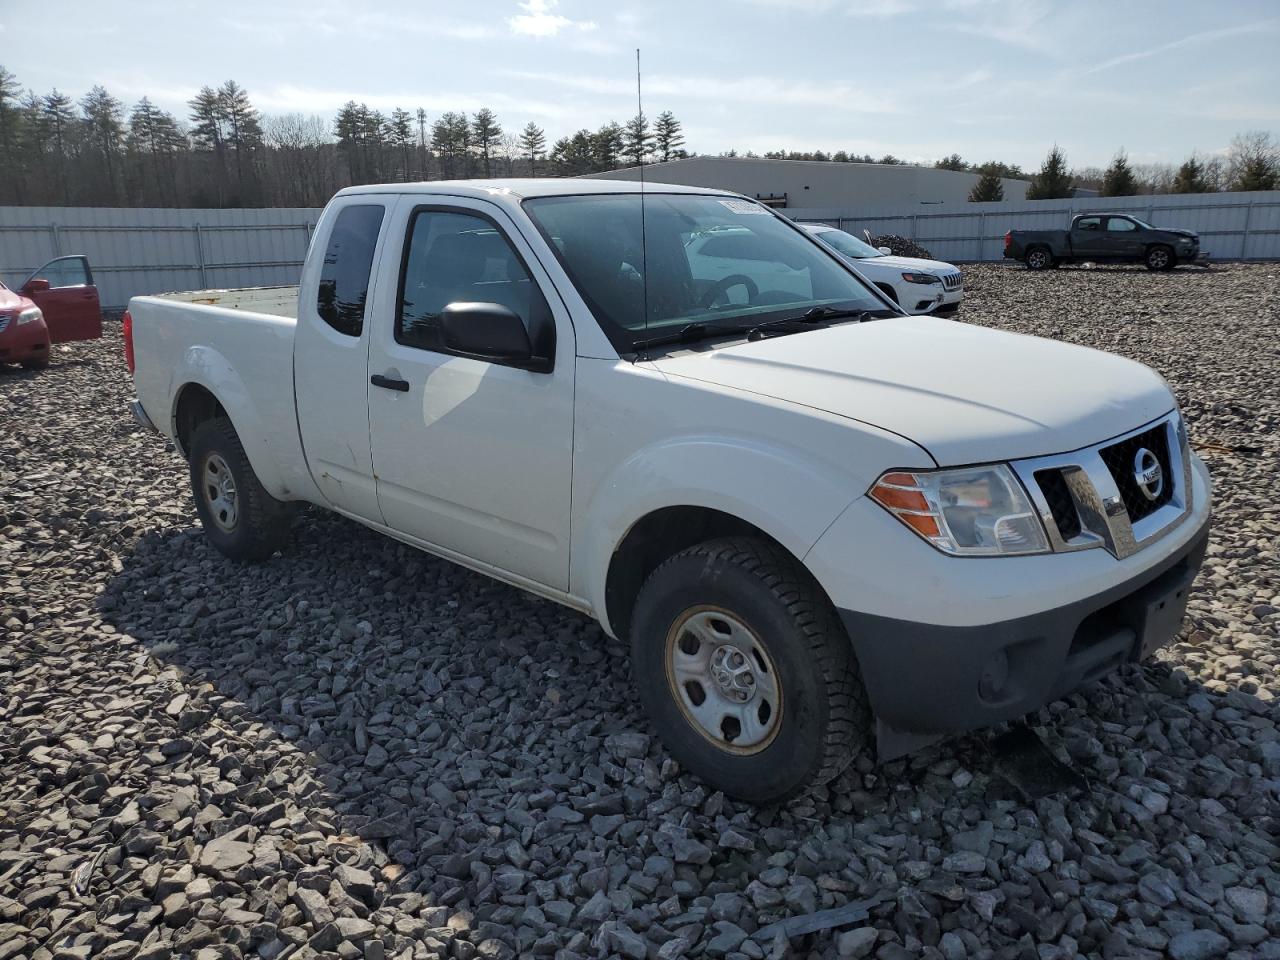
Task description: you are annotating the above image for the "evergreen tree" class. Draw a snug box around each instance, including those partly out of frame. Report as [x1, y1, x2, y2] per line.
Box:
[389, 107, 414, 180]
[81, 85, 126, 202]
[188, 85, 226, 151]
[622, 112, 652, 166]
[1026, 145, 1073, 200]
[935, 153, 967, 172]
[519, 121, 546, 176]
[334, 101, 365, 182]
[590, 121, 624, 171]
[218, 81, 262, 202]
[1172, 156, 1212, 194]
[1101, 149, 1138, 196]
[0, 65, 22, 200]
[653, 110, 684, 163]
[471, 107, 501, 177]
[432, 112, 470, 178]
[968, 164, 1005, 202]
[42, 89, 77, 202]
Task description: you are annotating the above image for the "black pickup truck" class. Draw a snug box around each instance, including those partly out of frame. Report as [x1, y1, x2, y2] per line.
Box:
[1004, 213, 1200, 271]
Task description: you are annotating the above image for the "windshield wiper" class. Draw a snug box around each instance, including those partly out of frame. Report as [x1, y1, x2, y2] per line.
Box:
[631, 306, 877, 355]
[744, 306, 870, 341]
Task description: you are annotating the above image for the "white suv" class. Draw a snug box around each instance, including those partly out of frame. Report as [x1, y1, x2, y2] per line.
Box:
[802, 222, 963, 315]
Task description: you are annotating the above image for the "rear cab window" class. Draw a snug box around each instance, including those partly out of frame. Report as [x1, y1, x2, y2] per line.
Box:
[317, 204, 385, 337]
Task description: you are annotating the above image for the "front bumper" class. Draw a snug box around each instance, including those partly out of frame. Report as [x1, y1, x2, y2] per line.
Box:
[837, 509, 1209, 755]
[0, 319, 51, 364]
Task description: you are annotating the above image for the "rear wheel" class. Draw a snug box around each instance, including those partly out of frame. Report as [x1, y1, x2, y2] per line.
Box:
[1145, 245, 1174, 271]
[188, 417, 293, 561]
[20, 355, 50, 370]
[1025, 247, 1053, 270]
[630, 537, 869, 804]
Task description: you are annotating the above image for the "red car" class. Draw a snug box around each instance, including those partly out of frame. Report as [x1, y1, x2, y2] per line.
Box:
[0, 255, 104, 369]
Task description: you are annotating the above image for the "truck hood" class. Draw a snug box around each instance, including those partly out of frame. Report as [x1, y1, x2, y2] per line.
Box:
[651, 316, 1174, 466]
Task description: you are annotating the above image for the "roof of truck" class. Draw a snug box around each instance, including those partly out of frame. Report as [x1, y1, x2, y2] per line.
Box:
[335, 178, 742, 201]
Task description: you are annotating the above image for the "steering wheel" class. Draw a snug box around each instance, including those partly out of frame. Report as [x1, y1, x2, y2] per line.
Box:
[701, 274, 759, 309]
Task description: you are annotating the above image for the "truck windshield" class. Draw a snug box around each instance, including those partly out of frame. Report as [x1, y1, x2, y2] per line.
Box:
[523, 193, 885, 353]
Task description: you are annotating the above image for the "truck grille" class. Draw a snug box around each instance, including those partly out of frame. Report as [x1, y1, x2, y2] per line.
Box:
[939, 271, 963, 292]
[1099, 424, 1174, 522]
[1034, 469, 1081, 541]
[1013, 412, 1191, 560]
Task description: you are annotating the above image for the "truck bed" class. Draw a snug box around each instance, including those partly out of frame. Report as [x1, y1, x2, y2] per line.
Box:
[149, 285, 299, 319]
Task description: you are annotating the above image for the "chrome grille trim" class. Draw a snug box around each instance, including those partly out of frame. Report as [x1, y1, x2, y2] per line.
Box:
[0, 312, 10, 334]
[1011, 411, 1192, 560]
[939, 271, 963, 291]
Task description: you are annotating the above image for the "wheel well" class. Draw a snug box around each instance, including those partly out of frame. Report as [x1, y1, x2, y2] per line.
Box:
[874, 282, 898, 303]
[605, 506, 801, 641]
[174, 384, 228, 458]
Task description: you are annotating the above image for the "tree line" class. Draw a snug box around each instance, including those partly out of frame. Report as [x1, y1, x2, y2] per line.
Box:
[1, 64, 1276, 209]
[0, 65, 687, 208]
[954, 134, 1279, 202]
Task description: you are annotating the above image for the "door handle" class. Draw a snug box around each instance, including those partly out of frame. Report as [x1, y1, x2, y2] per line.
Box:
[370, 374, 410, 392]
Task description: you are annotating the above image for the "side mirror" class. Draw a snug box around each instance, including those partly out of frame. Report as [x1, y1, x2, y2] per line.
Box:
[23, 278, 50, 294]
[441, 302, 550, 372]
[877, 246, 892, 256]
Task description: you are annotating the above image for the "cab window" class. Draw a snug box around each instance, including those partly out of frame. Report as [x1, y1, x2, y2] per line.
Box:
[1106, 217, 1137, 232]
[397, 208, 550, 354]
[1074, 217, 1101, 232]
[316, 204, 385, 337]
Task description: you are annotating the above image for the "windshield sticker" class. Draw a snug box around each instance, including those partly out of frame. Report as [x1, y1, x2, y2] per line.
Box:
[718, 199, 768, 215]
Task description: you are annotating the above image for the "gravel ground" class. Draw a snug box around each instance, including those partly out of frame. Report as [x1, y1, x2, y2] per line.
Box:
[2, 263, 1278, 960]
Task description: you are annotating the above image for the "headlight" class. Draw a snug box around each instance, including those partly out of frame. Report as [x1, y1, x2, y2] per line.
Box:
[870, 465, 1049, 556]
[901, 272, 940, 285]
[17, 307, 42, 325]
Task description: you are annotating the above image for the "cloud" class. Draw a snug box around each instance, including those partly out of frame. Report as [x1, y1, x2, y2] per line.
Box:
[504, 69, 903, 114]
[1078, 19, 1280, 77]
[508, 0, 597, 38]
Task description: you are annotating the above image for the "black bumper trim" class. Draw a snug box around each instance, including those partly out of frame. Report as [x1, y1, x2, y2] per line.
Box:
[839, 512, 1210, 755]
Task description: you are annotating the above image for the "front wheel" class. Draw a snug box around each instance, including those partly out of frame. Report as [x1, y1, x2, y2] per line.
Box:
[188, 417, 293, 561]
[1145, 245, 1175, 271]
[630, 538, 869, 804]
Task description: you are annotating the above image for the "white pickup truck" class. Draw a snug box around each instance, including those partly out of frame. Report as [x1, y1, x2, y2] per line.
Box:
[126, 179, 1212, 803]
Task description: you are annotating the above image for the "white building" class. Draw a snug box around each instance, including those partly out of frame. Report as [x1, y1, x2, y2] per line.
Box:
[586, 156, 1029, 209]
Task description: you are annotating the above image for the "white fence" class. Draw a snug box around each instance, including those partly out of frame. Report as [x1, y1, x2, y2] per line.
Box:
[1, 191, 1278, 307]
[783, 190, 1280, 264]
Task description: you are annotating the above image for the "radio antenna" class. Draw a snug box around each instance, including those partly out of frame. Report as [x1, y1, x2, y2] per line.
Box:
[636, 47, 650, 341]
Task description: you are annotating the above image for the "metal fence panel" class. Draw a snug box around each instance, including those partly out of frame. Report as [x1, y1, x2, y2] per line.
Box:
[0, 193, 1276, 307]
[0, 206, 321, 307]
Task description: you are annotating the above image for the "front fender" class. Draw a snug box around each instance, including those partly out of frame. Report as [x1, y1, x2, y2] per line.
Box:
[169, 345, 292, 499]
[575, 434, 888, 635]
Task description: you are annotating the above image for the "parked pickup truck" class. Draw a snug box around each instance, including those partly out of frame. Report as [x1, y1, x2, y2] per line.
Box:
[1005, 213, 1200, 271]
[125, 179, 1212, 803]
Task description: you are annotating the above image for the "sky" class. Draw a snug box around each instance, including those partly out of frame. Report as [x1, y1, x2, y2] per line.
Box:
[1, 0, 1278, 171]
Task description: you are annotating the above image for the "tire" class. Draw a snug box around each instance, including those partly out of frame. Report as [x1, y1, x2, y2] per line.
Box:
[20, 355, 50, 370]
[1025, 247, 1053, 270]
[188, 416, 292, 561]
[1145, 245, 1175, 271]
[874, 283, 899, 304]
[630, 537, 870, 804]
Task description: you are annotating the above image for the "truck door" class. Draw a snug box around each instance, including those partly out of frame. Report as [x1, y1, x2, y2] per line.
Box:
[1068, 217, 1106, 259]
[366, 198, 575, 591]
[294, 199, 390, 522]
[21, 256, 103, 343]
[1102, 216, 1142, 258]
